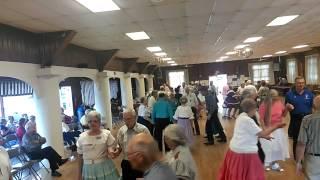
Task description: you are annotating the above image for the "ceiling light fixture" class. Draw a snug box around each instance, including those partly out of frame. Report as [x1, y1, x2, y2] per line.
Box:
[170, 63, 178, 66]
[234, 44, 249, 49]
[243, 36, 263, 43]
[154, 52, 167, 57]
[263, 54, 272, 58]
[267, 15, 299, 26]
[146, 46, 162, 52]
[216, 59, 224, 62]
[162, 57, 172, 61]
[225, 51, 237, 55]
[275, 51, 287, 54]
[292, 44, 309, 49]
[75, 0, 120, 12]
[220, 56, 229, 59]
[126, 31, 150, 40]
[167, 61, 175, 64]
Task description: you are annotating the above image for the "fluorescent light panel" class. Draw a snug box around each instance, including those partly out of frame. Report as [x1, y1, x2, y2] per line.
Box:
[226, 51, 237, 55]
[154, 52, 167, 56]
[263, 55, 272, 58]
[146, 46, 162, 52]
[292, 44, 309, 49]
[267, 15, 299, 26]
[234, 44, 249, 49]
[75, 0, 120, 12]
[220, 56, 229, 59]
[275, 51, 287, 54]
[126, 31, 150, 40]
[162, 57, 172, 61]
[216, 59, 224, 62]
[244, 36, 263, 43]
[170, 63, 177, 66]
[167, 61, 175, 64]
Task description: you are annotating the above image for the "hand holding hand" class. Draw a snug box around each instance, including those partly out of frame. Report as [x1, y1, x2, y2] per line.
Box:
[286, 103, 294, 111]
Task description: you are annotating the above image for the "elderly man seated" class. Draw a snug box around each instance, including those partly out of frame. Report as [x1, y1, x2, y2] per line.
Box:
[296, 95, 320, 180]
[22, 125, 68, 177]
[127, 133, 177, 180]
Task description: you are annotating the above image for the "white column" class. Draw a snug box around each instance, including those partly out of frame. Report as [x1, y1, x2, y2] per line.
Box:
[94, 73, 112, 129]
[33, 76, 64, 156]
[122, 73, 134, 109]
[138, 75, 146, 98]
[147, 75, 154, 91]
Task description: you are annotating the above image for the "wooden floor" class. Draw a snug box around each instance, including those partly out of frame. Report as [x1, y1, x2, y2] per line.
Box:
[35, 112, 305, 180]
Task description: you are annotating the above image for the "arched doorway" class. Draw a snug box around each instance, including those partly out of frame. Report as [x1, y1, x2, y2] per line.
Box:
[131, 78, 140, 100]
[109, 77, 123, 127]
[144, 78, 149, 95]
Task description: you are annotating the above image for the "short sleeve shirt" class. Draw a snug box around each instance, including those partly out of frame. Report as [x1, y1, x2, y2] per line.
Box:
[298, 113, 320, 154]
[285, 88, 314, 115]
[77, 129, 115, 160]
[173, 105, 194, 120]
[230, 113, 262, 153]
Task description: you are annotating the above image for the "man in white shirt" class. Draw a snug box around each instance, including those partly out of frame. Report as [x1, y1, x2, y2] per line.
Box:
[147, 90, 158, 111]
[184, 87, 200, 135]
[114, 108, 150, 180]
[0, 136, 12, 180]
[25, 115, 36, 132]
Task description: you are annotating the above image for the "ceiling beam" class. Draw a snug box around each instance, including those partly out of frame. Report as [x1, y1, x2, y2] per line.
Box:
[147, 65, 158, 74]
[38, 30, 76, 68]
[118, 57, 138, 73]
[96, 49, 119, 72]
[137, 62, 150, 74]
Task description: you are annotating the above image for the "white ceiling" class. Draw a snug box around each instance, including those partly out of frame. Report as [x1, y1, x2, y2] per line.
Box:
[1, 0, 320, 65]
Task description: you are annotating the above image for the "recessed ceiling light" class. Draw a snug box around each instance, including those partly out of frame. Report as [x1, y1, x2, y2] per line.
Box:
[126, 31, 150, 40]
[167, 61, 175, 64]
[243, 36, 263, 43]
[267, 15, 299, 26]
[146, 46, 162, 52]
[75, 0, 120, 12]
[275, 51, 287, 54]
[162, 57, 172, 61]
[170, 63, 178, 66]
[216, 59, 224, 62]
[220, 56, 229, 59]
[234, 44, 249, 49]
[263, 54, 272, 58]
[292, 44, 309, 49]
[226, 51, 237, 55]
[154, 52, 167, 57]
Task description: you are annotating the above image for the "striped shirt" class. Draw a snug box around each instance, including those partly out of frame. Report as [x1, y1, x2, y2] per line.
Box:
[298, 113, 320, 154]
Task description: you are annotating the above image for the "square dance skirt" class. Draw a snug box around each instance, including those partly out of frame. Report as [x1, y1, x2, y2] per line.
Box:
[218, 149, 265, 180]
[82, 159, 119, 180]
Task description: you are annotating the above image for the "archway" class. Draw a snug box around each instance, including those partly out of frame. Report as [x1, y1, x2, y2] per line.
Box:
[131, 78, 140, 100]
[109, 77, 123, 128]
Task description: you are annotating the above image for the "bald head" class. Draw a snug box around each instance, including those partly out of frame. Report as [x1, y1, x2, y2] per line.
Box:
[127, 133, 160, 171]
[314, 95, 320, 111]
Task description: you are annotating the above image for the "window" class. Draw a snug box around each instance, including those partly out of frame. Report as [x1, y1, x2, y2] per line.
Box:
[168, 71, 185, 88]
[305, 55, 319, 85]
[287, 59, 297, 83]
[59, 86, 74, 117]
[249, 62, 274, 84]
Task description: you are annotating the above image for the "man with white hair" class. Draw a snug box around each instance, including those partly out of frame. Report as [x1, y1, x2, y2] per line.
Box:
[127, 133, 177, 180]
[115, 108, 150, 180]
[244, 80, 257, 94]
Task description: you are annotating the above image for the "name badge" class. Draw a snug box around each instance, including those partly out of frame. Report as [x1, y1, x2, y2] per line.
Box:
[96, 136, 102, 140]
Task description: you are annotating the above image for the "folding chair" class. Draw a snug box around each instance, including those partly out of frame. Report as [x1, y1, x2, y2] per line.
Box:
[20, 146, 50, 175]
[4, 134, 19, 149]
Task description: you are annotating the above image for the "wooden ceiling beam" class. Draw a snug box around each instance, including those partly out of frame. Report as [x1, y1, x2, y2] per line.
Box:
[95, 49, 119, 72]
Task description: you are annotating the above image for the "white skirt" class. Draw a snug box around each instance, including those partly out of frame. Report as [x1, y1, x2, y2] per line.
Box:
[260, 128, 290, 165]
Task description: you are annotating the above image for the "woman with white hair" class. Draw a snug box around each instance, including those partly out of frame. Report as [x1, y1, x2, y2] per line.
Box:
[77, 111, 119, 180]
[164, 124, 198, 180]
[173, 96, 194, 146]
[259, 89, 290, 171]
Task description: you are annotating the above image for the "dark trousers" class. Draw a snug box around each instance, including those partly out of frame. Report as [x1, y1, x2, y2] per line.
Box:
[154, 118, 170, 151]
[121, 160, 143, 180]
[290, 113, 307, 160]
[191, 106, 200, 135]
[137, 116, 154, 134]
[27, 146, 62, 171]
[206, 110, 226, 142]
[63, 131, 80, 146]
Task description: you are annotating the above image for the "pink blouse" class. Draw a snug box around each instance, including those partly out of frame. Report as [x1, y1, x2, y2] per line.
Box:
[259, 100, 285, 125]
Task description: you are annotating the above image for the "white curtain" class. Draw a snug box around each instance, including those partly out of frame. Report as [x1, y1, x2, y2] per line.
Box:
[248, 62, 274, 85]
[287, 59, 297, 84]
[305, 55, 319, 85]
[80, 80, 95, 106]
[109, 79, 119, 99]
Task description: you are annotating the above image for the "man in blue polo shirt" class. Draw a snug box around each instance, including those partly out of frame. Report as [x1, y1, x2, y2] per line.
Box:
[285, 76, 314, 160]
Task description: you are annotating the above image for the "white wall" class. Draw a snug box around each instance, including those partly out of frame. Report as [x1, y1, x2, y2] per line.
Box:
[0, 61, 152, 156]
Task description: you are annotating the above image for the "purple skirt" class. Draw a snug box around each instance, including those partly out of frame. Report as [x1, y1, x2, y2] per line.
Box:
[177, 118, 194, 146]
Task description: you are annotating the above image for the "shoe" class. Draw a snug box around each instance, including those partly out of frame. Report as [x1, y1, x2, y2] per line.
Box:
[51, 171, 62, 177]
[271, 163, 284, 172]
[204, 141, 214, 145]
[59, 158, 69, 166]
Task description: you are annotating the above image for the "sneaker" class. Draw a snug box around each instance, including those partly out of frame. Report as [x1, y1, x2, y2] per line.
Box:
[271, 163, 284, 172]
[51, 171, 62, 177]
[59, 158, 69, 166]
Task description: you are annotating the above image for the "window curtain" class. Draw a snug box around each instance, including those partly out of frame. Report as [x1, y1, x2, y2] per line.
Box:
[287, 59, 297, 84]
[0, 78, 33, 97]
[109, 79, 119, 99]
[248, 62, 274, 85]
[305, 54, 319, 85]
[80, 80, 95, 106]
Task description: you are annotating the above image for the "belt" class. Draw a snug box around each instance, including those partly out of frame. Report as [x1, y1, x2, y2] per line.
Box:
[308, 153, 320, 157]
[83, 158, 106, 164]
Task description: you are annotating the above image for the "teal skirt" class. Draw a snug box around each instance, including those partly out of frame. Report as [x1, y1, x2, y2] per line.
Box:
[82, 159, 119, 180]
